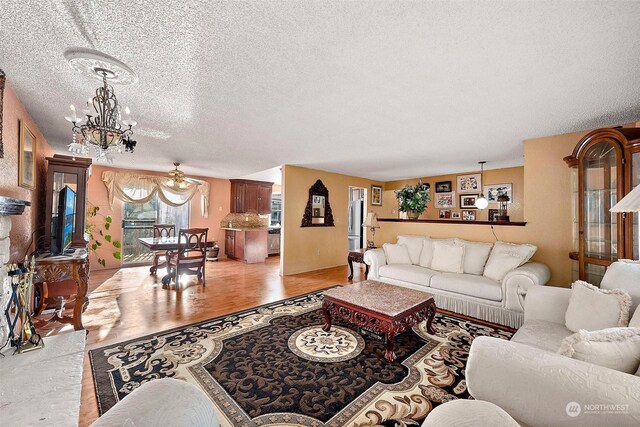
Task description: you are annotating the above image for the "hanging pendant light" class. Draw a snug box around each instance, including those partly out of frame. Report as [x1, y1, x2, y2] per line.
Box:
[475, 161, 489, 210]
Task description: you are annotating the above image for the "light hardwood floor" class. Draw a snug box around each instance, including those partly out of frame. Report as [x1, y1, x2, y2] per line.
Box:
[63, 256, 365, 426]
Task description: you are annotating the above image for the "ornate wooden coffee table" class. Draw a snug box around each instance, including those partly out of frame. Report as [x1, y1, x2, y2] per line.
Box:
[322, 280, 437, 363]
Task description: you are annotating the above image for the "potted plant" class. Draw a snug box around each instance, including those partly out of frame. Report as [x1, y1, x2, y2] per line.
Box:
[395, 180, 431, 219]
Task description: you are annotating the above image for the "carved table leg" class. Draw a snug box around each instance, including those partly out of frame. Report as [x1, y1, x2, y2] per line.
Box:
[72, 260, 89, 331]
[385, 330, 397, 363]
[322, 301, 332, 332]
[425, 300, 437, 335]
[347, 255, 354, 280]
[364, 264, 369, 279]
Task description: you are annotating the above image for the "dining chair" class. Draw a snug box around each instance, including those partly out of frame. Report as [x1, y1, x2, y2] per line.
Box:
[150, 224, 176, 274]
[163, 228, 208, 287]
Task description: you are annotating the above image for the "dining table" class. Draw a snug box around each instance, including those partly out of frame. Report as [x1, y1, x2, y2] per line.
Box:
[138, 236, 216, 275]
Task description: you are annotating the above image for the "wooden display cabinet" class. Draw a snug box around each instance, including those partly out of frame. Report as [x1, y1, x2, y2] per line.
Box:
[564, 127, 640, 285]
[42, 155, 92, 252]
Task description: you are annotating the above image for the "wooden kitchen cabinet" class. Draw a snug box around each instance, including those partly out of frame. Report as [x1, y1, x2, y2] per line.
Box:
[224, 229, 267, 263]
[230, 179, 273, 214]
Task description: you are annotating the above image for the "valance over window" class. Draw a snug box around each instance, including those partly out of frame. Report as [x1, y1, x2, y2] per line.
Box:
[102, 171, 210, 217]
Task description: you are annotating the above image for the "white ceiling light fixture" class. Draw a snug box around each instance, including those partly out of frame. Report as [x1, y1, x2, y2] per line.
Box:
[475, 161, 489, 210]
[64, 48, 138, 163]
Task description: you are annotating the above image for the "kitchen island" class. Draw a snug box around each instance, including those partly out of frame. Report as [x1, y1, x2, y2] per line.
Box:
[222, 227, 268, 263]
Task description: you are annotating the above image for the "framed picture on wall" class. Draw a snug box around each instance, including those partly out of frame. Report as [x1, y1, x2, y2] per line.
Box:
[462, 210, 476, 221]
[488, 208, 500, 222]
[434, 192, 456, 208]
[439, 209, 451, 219]
[19, 120, 36, 190]
[371, 184, 383, 206]
[451, 212, 461, 219]
[457, 173, 481, 193]
[460, 194, 478, 209]
[485, 183, 513, 204]
[435, 181, 452, 193]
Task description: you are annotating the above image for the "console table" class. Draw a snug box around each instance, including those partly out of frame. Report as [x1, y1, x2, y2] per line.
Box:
[347, 248, 371, 280]
[33, 249, 89, 330]
[0, 330, 85, 426]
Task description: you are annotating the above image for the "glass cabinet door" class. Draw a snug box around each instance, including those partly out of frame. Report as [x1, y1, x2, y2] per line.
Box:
[581, 141, 621, 285]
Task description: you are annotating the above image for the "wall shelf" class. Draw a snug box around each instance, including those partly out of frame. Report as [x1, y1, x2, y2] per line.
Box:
[377, 218, 527, 226]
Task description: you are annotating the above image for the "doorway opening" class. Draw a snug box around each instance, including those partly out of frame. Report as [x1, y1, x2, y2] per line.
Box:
[348, 187, 367, 250]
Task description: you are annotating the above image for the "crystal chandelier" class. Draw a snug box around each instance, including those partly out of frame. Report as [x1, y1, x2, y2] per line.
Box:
[66, 68, 137, 163]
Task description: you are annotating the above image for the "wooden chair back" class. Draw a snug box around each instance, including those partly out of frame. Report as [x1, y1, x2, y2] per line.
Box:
[177, 228, 208, 261]
[153, 224, 176, 239]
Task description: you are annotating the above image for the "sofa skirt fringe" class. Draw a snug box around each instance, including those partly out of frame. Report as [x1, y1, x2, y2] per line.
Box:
[434, 294, 523, 329]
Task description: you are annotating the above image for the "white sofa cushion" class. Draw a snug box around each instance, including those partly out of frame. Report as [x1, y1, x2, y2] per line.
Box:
[418, 238, 455, 268]
[378, 264, 439, 287]
[511, 319, 573, 352]
[565, 280, 632, 332]
[430, 273, 502, 301]
[600, 259, 640, 313]
[423, 399, 519, 427]
[483, 241, 537, 282]
[431, 240, 465, 273]
[397, 235, 426, 265]
[558, 327, 640, 374]
[456, 239, 493, 275]
[383, 243, 412, 265]
[630, 308, 640, 328]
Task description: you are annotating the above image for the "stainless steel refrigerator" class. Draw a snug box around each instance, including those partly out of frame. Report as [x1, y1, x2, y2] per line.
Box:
[348, 199, 363, 250]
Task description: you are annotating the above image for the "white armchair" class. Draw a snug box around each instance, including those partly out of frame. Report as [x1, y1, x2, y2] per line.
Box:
[466, 260, 640, 426]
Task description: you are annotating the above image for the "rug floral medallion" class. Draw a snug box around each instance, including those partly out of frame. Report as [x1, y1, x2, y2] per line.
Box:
[90, 289, 514, 426]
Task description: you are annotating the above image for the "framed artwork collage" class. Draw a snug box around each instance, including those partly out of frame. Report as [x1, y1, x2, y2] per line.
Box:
[432, 175, 513, 221]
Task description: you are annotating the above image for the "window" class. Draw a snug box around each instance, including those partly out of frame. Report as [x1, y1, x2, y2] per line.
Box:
[270, 193, 282, 226]
[121, 197, 190, 264]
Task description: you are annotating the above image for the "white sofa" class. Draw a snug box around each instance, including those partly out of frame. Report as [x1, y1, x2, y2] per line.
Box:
[364, 235, 550, 328]
[91, 378, 220, 427]
[466, 260, 640, 426]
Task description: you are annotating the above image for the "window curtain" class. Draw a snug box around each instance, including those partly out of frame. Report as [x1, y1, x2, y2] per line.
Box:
[102, 170, 210, 217]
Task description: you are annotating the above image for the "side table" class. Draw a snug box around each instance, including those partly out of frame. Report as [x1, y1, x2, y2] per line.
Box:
[347, 248, 371, 280]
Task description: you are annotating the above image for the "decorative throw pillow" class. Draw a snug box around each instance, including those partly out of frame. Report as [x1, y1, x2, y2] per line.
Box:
[558, 328, 640, 374]
[397, 235, 426, 265]
[382, 243, 412, 265]
[430, 240, 465, 273]
[600, 259, 640, 313]
[418, 238, 453, 268]
[483, 241, 537, 282]
[565, 281, 632, 332]
[456, 239, 493, 276]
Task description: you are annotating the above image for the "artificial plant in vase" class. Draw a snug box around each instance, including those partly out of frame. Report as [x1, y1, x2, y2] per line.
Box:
[395, 180, 431, 219]
[86, 204, 122, 267]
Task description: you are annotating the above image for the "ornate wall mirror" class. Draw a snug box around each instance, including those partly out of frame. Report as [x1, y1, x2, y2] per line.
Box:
[301, 180, 335, 227]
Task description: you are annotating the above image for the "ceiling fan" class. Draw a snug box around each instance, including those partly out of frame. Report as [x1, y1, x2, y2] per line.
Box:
[166, 162, 197, 188]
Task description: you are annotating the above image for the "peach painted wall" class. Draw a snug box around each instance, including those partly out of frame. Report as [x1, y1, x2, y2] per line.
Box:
[372, 131, 591, 286]
[282, 165, 384, 275]
[87, 165, 230, 269]
[381, 166, 525, 221]
[0, 82, 54, 261]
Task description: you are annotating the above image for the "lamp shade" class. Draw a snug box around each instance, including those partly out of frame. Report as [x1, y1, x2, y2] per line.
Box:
[363, 212, 379, 228]
[610, 185, 640, 213]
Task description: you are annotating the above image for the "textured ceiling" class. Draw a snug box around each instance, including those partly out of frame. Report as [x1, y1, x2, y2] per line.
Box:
[1, 1, 639, 181]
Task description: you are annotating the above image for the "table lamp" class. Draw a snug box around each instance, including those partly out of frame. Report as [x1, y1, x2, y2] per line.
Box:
[611, 184, 640, 260]
[610, 184, 640, 213]
[363, 212, 380, 249]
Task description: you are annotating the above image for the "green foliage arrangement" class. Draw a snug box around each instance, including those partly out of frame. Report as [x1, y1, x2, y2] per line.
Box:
[394, 180, 431, 214]
[86, 204, 122, 267]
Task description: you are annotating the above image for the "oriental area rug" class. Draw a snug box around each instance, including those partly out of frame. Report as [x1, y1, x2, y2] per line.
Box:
[89, 288, 514, 426]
